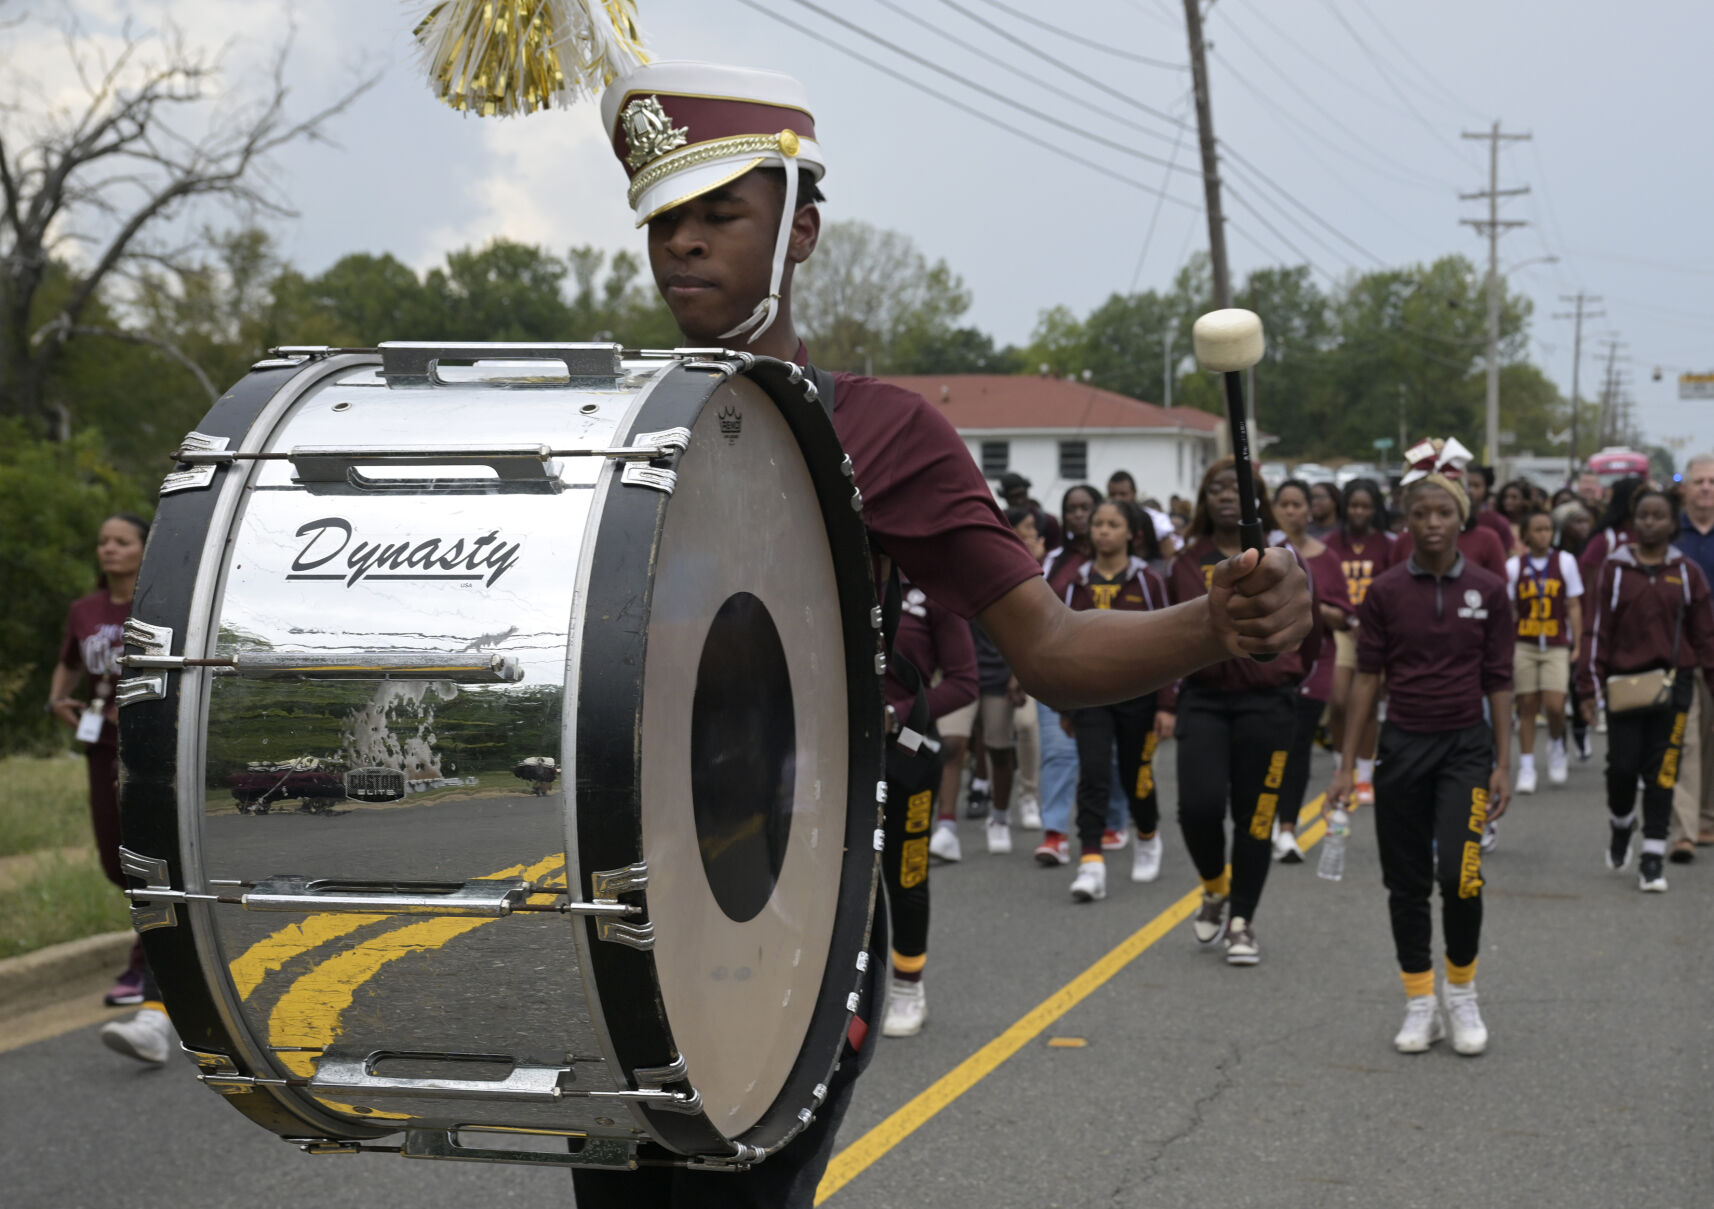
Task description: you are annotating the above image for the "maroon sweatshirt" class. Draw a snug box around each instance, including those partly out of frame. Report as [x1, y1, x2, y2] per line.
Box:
[1160, 535, 1322, 709]
[1355, 554, 1514, 732]
[1471, 506, 1517, 555]
[1300, 544, 1355, 703]
[1576, 544, 1714, 702]
[884, 583, 978, 721]
[1061, 555, 1168, 614]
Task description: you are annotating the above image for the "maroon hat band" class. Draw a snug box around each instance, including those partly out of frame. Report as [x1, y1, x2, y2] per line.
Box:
[611, 93, 816, 177]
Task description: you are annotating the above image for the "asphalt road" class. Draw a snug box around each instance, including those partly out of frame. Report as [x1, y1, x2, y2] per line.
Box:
[5, 736, 1712, 1209]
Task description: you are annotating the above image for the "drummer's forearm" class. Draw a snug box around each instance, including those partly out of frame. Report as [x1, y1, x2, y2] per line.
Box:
[980, 580, 1225, 710]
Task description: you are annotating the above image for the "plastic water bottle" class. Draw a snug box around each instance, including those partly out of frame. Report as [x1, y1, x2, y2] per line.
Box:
[1317, 808, 1350, 881]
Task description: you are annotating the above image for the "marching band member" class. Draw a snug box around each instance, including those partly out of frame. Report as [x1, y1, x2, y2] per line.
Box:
[1506, 509, 1583, 794]
[1393, 440, 1509, 580]
[1158, 460, 1322, 966]
[595, 61, 1311, 1204]
[1576, 488, 1714, 893]
[1328, 440, 1513, 1057]
[1062, 500, 1171, 898]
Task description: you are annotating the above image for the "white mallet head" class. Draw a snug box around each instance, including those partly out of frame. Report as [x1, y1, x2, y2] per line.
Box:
[1192, 308, 1266, 373]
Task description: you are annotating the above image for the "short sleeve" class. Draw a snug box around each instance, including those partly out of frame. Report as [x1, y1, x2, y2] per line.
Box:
[59, 606, 83, 671]
[1505, 556, 1520, 594]
[1355, 587, 1387, 674]
[1560, 552, 1584, 597]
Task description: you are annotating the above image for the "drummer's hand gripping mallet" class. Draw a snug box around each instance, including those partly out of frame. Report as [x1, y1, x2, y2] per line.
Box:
[1192, 307, 1275, 662]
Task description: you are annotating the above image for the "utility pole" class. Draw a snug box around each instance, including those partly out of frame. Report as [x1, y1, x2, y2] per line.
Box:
[1595, 338, 1625, 446]
[1552, 292, 1604, 481]
[1182, 0, 1231, 313]
[1460, 120, 1531, 471]
[1163, 317, 1178, 410]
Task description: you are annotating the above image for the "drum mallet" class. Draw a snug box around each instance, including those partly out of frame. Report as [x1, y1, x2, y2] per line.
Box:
[1192, 307, 1275, 662]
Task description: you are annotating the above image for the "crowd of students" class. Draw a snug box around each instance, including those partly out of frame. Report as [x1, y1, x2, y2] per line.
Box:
[880, 445, 1714, 1058]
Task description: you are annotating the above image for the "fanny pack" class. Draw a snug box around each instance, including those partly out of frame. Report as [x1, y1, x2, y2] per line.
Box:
[1604, 570, 1683, 714]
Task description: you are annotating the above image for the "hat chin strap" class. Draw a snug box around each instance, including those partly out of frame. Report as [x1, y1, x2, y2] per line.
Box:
[719, 149, 799, 345]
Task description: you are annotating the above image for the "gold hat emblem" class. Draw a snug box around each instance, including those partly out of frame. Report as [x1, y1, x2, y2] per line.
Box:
[620, 95, 689, 171]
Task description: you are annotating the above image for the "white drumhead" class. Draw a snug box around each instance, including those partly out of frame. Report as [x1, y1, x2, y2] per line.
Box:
[638, 377, 849, 1137]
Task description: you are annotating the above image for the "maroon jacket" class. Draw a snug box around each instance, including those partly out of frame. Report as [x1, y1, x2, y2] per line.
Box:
[1356, 554, 1514, 732]
[1578, 525, 1629, 579]
[1471, 506, 1517, 555]
[1061, 555, 1167, 615]
[1042, 542, 1092, 597]
[884, 583, 979, 721]
[1160, 536, 1322, 709]
[1394, 523, 1509, 581]
[1576, 544, 1714, 703]
[1300, 543, 1355, 703]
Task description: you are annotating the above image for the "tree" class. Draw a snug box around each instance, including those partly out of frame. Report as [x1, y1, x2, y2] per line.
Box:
[793, 220, 975, 373]
[0, 17, 374, 432]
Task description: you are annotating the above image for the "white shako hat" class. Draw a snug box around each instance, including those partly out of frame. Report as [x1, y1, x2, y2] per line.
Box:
[601, 61, 826, 343]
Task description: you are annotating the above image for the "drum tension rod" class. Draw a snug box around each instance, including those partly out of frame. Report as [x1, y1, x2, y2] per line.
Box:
[169, 433, 693, 466]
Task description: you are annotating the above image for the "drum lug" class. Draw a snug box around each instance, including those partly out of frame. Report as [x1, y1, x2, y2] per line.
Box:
[399, 1129, 637, 1169]
[115, 674, 167, 707]
[870, 605, 883, 631]
[632, 427, 692, 456]
[119, 847, 177, 931]
[874, 652, 887, 676]
[590, 860, 649, 899]
[161, 428, 232, 494]
[595, 918, 657, 952]
[621, 463, 678, 494]
[125, 618, 174, 656]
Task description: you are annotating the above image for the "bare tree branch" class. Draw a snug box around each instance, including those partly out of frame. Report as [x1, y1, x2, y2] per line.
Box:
[35, 317, 217, 402]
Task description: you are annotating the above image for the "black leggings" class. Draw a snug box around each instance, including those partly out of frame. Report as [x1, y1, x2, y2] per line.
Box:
[1174, 685, 1296, 922]
[1373, 722, 1492, 974]
[881, 734, 943, 963]
[1605, 675, 1695, 842]
[1071, 695, 1158, 855]
[1277, 695, 1327, 831]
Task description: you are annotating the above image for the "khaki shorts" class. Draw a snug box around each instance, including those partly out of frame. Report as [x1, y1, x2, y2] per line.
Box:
[939, 694, 1017, 746]
[1334, 628, 1359, 671]
[1513, 644, 1571, 696]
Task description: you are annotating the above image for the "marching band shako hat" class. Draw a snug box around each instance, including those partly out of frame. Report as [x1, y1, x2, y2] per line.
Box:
[601, 62, 826, 343]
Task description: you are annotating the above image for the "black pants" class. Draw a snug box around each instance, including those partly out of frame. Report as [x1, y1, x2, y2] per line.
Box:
[1373, 722, 1492, 975]
[1071, 695, 1158, 855]
[1569, 681, 1590, 749]
[1175, 685, 1295, 922]
[1605, 675, 1695, 842]
[882, 735, 943, 961]
[1277, 695, 1328, 831]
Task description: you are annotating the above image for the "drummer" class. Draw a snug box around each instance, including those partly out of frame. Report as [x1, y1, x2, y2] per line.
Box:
[594, 61, 1312, 1207]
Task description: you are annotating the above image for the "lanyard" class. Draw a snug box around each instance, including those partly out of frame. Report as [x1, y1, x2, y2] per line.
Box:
[1523, 554, 1554, 648]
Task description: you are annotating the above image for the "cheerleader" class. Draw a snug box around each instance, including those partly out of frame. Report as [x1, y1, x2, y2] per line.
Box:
[1507, 509, 1583, 794]
[1062, 500, 1171, 899]
[1327, 441, 1513, 1056]
[1270, 480, 1355, 861]
[1576, 488, 1714, 893]
[1161, 460, 1322, 963]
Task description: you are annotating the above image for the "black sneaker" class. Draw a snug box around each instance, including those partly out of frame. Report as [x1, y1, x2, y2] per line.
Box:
[965, 781, 992, 819]
[1192, 893, 1228, 947]
[1638, 853, 1668, 893]
[1606, 820, 1635, 871]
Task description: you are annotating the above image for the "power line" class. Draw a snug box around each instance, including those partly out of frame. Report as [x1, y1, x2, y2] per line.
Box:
[1129, 101, 1193, 292]
[1217, 143, 1386, 267]
[767, 0, 1200, 178]
[1348, 0, 1487, 122]
[1317, 0, 1477, 172]
[869, 0, 1198, 165]
[731, 0, 1199, 207]
[967, 0, 1186, 69]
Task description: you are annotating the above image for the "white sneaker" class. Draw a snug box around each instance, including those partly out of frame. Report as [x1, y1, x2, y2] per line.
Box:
[1131, 832, 1163, 882]
[100, 1007, 175, 1065]
[928, 822, 961, 864]
[1548, 744, 1568, 785]
[1393, 995, 1445, 1054]
[1272, 829, 1304, 864]
[1481, 822, 1499, 853]
[1515, 763, 1537, 794]
[1596, 711, 1608, 735]
[985, 815, 1012, 854]
[882, 978, 927, 1037]
[1017, 793, 1042, 829]
[1070, 859, 1107, 902]
[1191, 893, 1228, 946]
[1224, 917, 1260, 965]
[1443, 982, 1488, 1055]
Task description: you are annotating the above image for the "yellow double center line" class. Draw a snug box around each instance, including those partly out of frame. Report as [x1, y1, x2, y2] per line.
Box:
[815, 798, 1333, 1204]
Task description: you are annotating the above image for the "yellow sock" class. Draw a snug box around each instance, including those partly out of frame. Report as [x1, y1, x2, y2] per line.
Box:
[1200, 870, 1230, 897]
[140, 1000, 167, 1015]
[891, 951, 926, 976]
[1080, 852, 1103, 864]
[1400, 969, 1435, 998]
[1138, 830, 1157, 841]
[1445, 957, 1477, 986]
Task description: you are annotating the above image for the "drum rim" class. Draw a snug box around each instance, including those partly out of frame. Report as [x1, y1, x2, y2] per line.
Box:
[572, 357, 883, 1160]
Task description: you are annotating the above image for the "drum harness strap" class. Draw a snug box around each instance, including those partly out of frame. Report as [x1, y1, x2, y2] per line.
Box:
[805, 364, 935, 757]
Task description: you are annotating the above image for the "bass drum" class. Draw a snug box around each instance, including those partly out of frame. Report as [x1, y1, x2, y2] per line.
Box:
[116, 344, 884, 1170]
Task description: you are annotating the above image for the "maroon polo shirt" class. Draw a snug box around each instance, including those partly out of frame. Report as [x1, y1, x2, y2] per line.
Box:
[883, 583, 979, 721]
[1393, 523, 1508, 581]
[1356, 555, 1514, 732]
[825, 366, 1044, 617]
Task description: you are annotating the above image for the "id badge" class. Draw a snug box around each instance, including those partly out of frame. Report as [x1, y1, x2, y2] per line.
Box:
[75, 706, 105, 743]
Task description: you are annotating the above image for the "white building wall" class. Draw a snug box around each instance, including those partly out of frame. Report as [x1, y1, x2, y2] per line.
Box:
[958, 429, 1214, 510]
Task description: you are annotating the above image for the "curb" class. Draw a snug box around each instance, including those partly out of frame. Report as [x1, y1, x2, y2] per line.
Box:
[0, 931, 135, 1019]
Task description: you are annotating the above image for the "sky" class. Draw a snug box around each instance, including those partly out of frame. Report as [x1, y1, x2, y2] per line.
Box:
[7, 0, 1712, 464]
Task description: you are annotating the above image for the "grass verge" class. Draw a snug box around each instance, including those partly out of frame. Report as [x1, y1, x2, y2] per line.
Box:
[0, 753, 89, 858]
[0, 848, 129, 960]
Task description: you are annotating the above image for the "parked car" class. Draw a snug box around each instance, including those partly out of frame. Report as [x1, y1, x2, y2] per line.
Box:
[1336, 462, 1381, 487]
[1291, 463, 1334, 485]
[1259, 461, 1290, 488]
